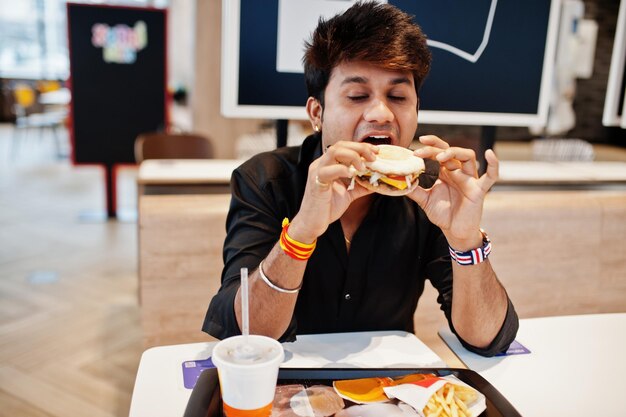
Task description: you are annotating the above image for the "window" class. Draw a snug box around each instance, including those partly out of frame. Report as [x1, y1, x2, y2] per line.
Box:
[0, 0, 67, 79]
[0, 0, 168, 80]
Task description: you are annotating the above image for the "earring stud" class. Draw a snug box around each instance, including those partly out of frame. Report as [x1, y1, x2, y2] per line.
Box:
[314, 125, 320, 132]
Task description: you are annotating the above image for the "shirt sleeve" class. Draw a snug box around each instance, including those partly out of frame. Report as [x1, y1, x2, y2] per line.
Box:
[201, 162, 298, 341]
[424, 225, 519, 357]
[455, 298, 519, 357]
[202, 278, 240, 339]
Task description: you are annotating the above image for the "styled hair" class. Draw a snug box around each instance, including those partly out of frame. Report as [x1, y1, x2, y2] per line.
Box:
[303, 1, 432, 102]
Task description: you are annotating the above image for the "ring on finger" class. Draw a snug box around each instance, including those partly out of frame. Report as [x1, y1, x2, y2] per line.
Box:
[315, 175, 330, 189]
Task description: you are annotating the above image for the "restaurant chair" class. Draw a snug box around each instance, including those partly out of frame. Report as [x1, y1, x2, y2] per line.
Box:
[134, 132, 215, 162]
[10, 83, 67, 159]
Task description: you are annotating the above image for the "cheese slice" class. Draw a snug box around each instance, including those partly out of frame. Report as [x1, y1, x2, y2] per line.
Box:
[379, 176, 408, 190]
[359, 172, 409, 190]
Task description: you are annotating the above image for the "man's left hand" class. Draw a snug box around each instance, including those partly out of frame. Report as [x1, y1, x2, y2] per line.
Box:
[410, 135, 499, 250]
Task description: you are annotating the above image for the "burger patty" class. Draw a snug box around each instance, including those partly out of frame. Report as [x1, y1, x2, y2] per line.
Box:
[359, 171, 420, 190]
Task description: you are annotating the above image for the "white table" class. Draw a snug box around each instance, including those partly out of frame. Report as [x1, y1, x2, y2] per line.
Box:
[138, 159, 244, 184]
[128, 331, 445, 417]
[39, 88, 71, 106]
[498, 161, 626, 185]
[439, 313, 626, 417]
[137, 159, 245, 195]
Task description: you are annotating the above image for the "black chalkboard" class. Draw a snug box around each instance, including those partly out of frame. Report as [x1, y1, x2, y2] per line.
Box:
[67, 3, 167, 165]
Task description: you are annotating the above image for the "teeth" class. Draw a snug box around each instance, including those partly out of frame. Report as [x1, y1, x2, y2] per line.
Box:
[371, 135, 389, 139]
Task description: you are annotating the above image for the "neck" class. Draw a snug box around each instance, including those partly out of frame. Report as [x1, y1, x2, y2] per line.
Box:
[340, 195, 374, 244]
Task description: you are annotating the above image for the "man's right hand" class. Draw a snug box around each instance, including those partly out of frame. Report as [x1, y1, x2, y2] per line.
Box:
[286, 141, 378, 244]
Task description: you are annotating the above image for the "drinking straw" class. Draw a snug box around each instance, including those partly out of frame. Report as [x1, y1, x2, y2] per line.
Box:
[241, 267, 249, 344]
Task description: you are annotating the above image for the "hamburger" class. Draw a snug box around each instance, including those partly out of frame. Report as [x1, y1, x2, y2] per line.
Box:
[352, 144, 425, 196]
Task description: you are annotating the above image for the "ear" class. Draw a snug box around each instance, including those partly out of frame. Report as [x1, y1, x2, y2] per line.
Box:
[306, 97, 323, 131]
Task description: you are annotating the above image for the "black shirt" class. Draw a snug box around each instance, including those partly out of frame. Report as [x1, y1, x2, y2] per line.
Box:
[202, 134, 518, 357]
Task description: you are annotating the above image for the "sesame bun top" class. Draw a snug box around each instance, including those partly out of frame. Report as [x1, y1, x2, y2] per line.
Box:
[365, 145, 425, 175]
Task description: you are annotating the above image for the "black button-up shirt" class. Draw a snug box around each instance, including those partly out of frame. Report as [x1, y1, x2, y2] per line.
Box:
[202, 134, 518, 356]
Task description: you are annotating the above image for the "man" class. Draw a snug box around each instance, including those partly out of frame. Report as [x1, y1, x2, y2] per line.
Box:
[203, 1, 518, 356]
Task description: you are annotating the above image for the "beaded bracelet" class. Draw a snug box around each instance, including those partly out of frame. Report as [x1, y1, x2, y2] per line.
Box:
[279, 218, 316, 260]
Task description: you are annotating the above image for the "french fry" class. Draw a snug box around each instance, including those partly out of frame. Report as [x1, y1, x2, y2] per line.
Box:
[438, 394, 452, 415]
[379, 373, 482, 417]
[426, 398, 437, 412]
[450, 402, 459, 417]
[445, 384, 455, 404]
[423, 382, 477, 417]
[455, 396, 470, 415]
[426, 405, 443, 417]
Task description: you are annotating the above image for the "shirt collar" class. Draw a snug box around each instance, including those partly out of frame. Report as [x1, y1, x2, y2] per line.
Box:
[298, 133, 323, 166]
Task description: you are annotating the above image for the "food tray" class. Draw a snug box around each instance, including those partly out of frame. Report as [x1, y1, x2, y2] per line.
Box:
[183, 368, 521, 417]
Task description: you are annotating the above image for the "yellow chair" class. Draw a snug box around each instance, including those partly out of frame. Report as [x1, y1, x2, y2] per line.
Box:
[37, 80, 61, 94]
[11, 83, 67, 158]
[14, 84, 37, 109]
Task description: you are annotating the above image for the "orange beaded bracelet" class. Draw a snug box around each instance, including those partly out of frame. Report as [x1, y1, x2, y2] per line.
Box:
[279, 218, 316, 260]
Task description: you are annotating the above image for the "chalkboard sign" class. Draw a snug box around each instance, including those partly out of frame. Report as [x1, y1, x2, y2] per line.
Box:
[67, 3, 167, 164]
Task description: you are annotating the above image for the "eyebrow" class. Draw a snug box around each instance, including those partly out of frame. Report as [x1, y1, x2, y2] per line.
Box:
[390, 76, 412, 86]
[341, 76, 368, 86]
[340, 76, 413, 86]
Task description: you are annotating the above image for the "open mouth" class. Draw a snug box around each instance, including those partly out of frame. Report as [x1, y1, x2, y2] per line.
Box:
[362, 136, 391, 145]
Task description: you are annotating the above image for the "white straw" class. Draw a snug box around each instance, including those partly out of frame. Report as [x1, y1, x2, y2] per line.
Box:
[241, 267, 249, 343]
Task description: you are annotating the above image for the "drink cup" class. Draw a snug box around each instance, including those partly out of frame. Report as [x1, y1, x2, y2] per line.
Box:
[211, 335, 284, 417]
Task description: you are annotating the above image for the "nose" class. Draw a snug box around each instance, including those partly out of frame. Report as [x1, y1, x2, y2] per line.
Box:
[363, 98, 394, 123]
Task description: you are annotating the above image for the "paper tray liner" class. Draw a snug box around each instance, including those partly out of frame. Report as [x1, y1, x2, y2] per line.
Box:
[183, 368, 522, 417]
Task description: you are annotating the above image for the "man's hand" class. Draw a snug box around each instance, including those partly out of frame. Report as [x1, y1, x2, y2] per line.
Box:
[410, 135, 499, 250]
[287, 141, 377, 244]
[411, 135, 507, 349]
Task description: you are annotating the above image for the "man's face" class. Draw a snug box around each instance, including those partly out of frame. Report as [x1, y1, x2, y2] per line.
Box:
[314, 61, 419, 149]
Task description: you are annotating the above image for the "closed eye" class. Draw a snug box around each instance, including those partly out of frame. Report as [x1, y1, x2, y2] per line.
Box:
[348, 95, 368, 102]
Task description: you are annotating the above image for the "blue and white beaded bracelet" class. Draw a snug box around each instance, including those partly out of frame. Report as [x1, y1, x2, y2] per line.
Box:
[449, 229, 492, 266]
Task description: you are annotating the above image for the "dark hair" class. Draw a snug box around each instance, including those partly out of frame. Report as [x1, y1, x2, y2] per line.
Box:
[303, 1, 432, 103]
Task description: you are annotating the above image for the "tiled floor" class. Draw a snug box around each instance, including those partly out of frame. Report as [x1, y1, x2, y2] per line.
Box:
[0, 123, 142, 417]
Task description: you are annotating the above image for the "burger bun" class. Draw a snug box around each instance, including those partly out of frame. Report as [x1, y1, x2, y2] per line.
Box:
[355, 145, 425, 196]
[366, 145, 425, 175]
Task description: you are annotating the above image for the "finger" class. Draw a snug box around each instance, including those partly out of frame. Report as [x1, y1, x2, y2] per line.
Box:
[418, 135, 450, 149]
[315, 164, 355, 185]
[307, 160, 330, 192]
[349, 181, 375, 199]
[477, 149, 499, 191]
[407, 183, 429, 207]
[440, 159, 463, 171]
[414, 145, 446, 160]
[413, 146, 462, 172]
[328, 147, 367, 170]
[327, 141, 379, 160]
[325, 142, 378, 170]
[435, 147, 478, 177]
[326, 140, 374, 151]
